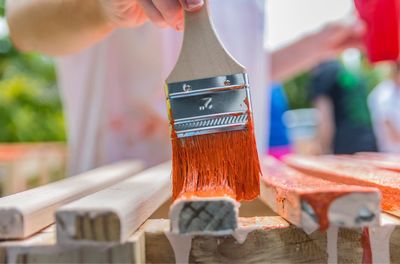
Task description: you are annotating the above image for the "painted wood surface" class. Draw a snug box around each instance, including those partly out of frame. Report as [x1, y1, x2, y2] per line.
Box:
[284, 155, 400, 217]
[0, 160, 144, 239]
[56, 162, 171, 244]
[260, 158, 381, 232]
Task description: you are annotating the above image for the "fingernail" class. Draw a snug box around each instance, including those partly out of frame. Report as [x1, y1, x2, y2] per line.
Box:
[185, 0, 204, 11]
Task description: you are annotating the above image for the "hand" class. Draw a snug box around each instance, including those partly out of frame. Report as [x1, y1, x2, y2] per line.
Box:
[315, 20, 366, 58]
[99, 0, 204, 30]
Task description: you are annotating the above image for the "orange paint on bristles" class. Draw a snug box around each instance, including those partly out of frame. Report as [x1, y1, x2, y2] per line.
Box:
[171, 115, 261, 201]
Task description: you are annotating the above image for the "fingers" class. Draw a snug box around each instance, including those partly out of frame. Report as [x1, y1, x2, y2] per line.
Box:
[135, 0, 204, 30]
[152, 0, 184, 30]
[178, 0, 204, 11]
[136, 0, 168, 28]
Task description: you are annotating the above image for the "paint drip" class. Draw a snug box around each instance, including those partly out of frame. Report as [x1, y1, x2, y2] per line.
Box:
[327, 226, 339, 264]
[368, 225, 395, 264]
[361, 227, 372, 264]
[165, 232, 193, 264]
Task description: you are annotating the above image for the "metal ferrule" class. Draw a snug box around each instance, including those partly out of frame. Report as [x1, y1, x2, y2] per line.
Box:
[166, 73, 252, 138]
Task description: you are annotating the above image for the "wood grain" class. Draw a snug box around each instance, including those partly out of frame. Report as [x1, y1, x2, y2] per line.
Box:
[260, 158, 381, 231]
[56, 162, 171, 244]
[0, 225, 145, 264]
[166, 0, 245, 84]
[0, 160, 144, 239]
[2, 214, 400, 263]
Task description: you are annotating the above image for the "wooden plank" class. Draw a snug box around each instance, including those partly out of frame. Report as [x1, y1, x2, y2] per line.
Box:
[0, 225, 145, 264]
[56, 162, 171, 244]
[0, 160, 144, 239]
[260, 158, 381, 232]
[2, 214, 400, 263]
[350, 153, 400, 172]
[169, 196, 239, 235]
[285, 155, 400, 217]
[144, 217, 395, 263]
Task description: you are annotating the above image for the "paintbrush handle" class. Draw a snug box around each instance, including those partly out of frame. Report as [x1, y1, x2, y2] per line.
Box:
[167, 0, 245, 83]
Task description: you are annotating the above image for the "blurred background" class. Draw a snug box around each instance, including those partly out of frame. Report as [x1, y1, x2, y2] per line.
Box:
[0, 0, 66, 196]
[0, 0, 395, 196]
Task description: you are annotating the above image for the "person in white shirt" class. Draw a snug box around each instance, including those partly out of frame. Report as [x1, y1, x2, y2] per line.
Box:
[368, 62, 400, 153]
[6, 0, 366, 174]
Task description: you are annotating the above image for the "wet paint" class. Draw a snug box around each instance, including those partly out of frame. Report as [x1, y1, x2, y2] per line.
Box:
[165, 232, 193, 264]
[170, 118, 260, 201]
[285, 155, 400, 213]
[327, 226, 338, 264]
[361, 227, 372, 264]
[263, 158, 376, 231]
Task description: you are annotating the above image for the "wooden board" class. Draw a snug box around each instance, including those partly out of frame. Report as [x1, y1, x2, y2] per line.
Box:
[144, 216, 400, 264]
[260, 158, 381, 232]
[345, 153, 400, 172]
[2, 214, 400, 263]
[0, 225, 145, 264]
[284, 155, 400, 217]
[0, 160, 144, 239]
[56, 162, 171, 244]
[169, 196, 239, 235]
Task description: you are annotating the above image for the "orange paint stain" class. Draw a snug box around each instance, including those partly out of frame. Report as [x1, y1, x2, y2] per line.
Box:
[361, 227, 372, 264]
[263, 158, 378, 231]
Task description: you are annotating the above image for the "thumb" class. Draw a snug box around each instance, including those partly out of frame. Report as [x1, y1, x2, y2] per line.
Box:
[179, 0, 204, 11]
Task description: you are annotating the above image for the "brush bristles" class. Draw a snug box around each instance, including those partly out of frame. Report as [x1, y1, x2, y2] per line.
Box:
[171, 126, 261, 201]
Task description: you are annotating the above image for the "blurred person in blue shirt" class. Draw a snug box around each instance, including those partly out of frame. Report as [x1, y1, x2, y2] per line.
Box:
[268, 83, 292, 159]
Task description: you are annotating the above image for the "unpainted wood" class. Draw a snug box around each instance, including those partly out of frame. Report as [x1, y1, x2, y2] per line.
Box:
[0, 226, 145, 264]
[56, 162, 171, 244]
[0, 160, 144, 239]
[166, 0, 245, 83]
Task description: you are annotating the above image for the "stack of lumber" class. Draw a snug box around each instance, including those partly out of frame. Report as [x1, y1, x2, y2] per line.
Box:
[1, 153, 400, 263]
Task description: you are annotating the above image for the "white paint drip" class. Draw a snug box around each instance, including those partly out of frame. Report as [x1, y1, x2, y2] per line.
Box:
[369, 225, 395, 264]
[232, 226, 258, 244]
[165, 232, 193, 264]
[327, 226, 338, 264]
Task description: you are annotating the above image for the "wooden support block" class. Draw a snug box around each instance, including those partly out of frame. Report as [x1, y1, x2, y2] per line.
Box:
[3, 214, 400, 263]
[284, 155, 400, 217]
[169, 196, 239, 235]
[260, 158, 381, 232]
[143, 216, 400, 264]
[56, 162, 171, 244]
[0, 160, 144, 239]
[0, 225, 145, 264]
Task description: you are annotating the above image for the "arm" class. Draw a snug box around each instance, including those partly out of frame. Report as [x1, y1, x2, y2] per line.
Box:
[6, 0, 203, 56]
[271, 22, 365, 82]
[6, 0, 114, 56]
[314, 96, 335, 154]
[384, 119, 400, 143]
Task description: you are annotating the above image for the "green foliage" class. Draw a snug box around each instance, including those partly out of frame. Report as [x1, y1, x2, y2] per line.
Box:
[0, 13, 65, 142]
[283, 71, 311, 109]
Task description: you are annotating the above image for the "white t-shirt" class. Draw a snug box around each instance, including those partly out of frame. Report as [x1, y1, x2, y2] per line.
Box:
[57, 0, 269, 175]
[368, 80, 400, 153]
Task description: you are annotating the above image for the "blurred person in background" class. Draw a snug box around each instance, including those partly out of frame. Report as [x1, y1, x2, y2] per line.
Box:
[310, 59, 377, 154]
[268, 82, 292, 159]
[368, 62, 400, 153]
[7, 0, 366, 174]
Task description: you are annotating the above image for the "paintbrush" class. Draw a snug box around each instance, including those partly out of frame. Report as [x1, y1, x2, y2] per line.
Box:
[165, 0, 261, 201]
